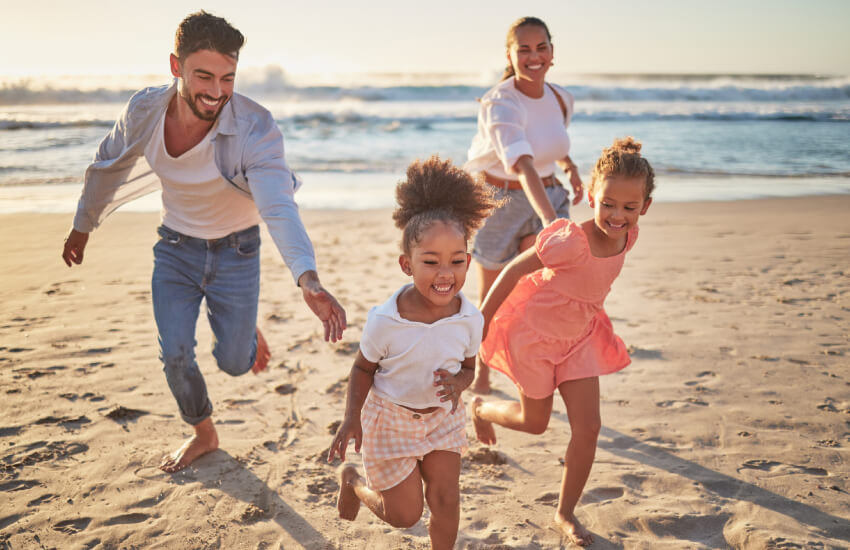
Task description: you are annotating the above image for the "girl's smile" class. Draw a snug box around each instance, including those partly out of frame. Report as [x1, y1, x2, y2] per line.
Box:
[398, 220, 470, 320]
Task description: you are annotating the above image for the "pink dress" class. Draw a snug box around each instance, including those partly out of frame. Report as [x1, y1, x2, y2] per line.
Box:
[479, 218, 637, 399]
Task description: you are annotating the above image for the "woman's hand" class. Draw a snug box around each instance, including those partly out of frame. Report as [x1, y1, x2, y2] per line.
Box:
[558, 156, 584, 205]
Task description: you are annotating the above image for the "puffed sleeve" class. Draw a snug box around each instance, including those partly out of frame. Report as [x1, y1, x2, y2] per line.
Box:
[358, 308, 387, 364]
[482, 95, 533, 173]
[535, 218, 589, 269]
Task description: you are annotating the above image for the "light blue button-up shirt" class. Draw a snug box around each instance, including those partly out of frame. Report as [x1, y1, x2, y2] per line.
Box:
[73, 80, 316, 283]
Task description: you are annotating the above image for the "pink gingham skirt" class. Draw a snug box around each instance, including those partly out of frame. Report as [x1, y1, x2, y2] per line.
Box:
[361, 392, 468, 491]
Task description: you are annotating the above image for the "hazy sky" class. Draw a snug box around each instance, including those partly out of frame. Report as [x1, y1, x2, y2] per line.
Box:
[4, 0, 849, 79]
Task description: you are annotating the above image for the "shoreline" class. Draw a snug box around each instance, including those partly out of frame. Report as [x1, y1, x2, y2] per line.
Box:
[1, 175, 849, 215]
[2, 195, 849, 548]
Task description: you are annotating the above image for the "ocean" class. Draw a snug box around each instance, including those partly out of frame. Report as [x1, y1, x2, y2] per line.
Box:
[1, 72, 849, 212]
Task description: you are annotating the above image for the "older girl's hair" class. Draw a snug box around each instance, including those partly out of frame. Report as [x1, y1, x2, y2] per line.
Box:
[501, 17, 552, 81]
[589, 137, 656, 199]
[393, 156, 500, 255]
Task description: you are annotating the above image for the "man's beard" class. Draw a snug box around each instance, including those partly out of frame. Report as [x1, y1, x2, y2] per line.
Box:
[179, 85, 227, 122]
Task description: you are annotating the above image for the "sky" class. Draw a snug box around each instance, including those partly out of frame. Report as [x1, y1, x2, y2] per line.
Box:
[3, 0, 849, 82]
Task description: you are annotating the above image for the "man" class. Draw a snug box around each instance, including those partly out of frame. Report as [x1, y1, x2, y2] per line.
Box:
[61, 11, 346, 473]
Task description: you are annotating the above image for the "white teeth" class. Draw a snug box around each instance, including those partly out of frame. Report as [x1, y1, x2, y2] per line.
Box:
[200, 97, 219, 106]
[527, 64, 543, 70]
[433, 284, 452, 292]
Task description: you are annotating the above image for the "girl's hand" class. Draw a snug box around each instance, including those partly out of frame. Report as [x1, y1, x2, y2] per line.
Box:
[434, 368, 474, 413]
[328, 417, 362, 463]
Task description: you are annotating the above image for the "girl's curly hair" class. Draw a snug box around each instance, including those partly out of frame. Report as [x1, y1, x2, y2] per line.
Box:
[393, 156, 501, 255]
[589, 136, 656, 200]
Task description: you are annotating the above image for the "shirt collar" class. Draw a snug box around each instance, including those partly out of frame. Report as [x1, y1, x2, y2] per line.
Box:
[373, 283, 478, 322]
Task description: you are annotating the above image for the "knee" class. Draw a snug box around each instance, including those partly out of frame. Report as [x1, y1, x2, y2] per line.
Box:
[525, 416, 550, 435]
[213, 347, 252, 376]
[426, 484, 459, 516]
[386, 502, 423, 529]
[571, 417, 601, 445]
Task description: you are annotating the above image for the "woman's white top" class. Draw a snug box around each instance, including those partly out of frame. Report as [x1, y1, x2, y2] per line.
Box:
[465, 77, 574, 180]
[144, 112, 262, 238]
[359, 284, 484, 411]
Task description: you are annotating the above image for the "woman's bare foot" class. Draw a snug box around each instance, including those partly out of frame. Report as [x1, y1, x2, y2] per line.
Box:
[470, 365, 491, 394]
[554, 512, 593, 546]
[251, 328, 271, 374]
[337, 465, 362, 521]
[470, 396, 497, 445]
[159, 417, 219, 473]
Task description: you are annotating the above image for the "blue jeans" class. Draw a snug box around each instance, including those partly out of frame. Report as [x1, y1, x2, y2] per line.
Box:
[151, 225, 261, 425]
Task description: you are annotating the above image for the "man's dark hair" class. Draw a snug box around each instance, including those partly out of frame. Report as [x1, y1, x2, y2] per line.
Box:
[174, 11, 245, 60]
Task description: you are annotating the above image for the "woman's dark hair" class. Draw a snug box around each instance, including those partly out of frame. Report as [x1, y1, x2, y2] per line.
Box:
[174, 11, 245, 61]
[393, 156, 501, 255]
[501, 17, 552, 81]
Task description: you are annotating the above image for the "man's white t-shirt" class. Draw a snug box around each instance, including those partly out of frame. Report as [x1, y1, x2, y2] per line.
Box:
[144, 112, 262, 239]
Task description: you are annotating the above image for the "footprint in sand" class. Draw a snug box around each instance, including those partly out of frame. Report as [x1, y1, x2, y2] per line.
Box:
[0, 426, 23, 437]
[2, 441, 89, 472]
[656, 398, 708, 408]
[627, 346, 664, 360]
[223, 398, 257, 407]
[274, 383, 296, 395]
[466, 447, 507, 466]
[28, 493, 59, 506]
[581, 486, 625, 504]
[325, 376, 348, 397]
[738, 459, 828, 476]
[0, 479, 41, 492]
[53, 517, 92, 534]
[104, 513, 150, 526]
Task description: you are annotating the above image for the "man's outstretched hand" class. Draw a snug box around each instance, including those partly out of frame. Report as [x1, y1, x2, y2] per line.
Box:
[298, 271, 347, 342]
[62, 229, 89, 267]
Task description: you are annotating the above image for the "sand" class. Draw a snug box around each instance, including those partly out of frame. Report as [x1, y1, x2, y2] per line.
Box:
[1, 195, 848, 549]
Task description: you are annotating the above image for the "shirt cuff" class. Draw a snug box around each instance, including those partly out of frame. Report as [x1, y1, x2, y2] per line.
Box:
[289, 258, 318, 286]
[500, 142, 534, 173]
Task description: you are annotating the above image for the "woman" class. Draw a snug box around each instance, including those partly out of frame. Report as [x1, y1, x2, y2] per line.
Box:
[466, 16, 583, 394]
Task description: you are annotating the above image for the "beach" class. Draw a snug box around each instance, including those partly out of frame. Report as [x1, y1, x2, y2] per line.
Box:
[1, 195, 848, 549]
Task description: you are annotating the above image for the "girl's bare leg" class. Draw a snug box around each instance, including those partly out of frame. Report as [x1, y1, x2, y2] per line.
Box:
[553, 376, 601, 546]
[337, 464, 424, 528]
[420, 450, 461, 550]
[471, 264, 500, 394]
[470, 392, 554, 445]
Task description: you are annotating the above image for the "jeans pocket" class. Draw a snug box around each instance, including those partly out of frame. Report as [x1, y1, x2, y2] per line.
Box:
[235, 235, 261, 257]
[157, 225, 182, 245]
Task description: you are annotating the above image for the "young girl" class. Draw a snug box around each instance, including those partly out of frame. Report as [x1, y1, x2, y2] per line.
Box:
[328, 157, 499, 550]
[470, 137, 655, 546]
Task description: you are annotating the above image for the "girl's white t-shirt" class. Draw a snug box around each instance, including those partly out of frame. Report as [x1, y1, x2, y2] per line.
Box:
[144, 112, 262, 239]
[465, 77, 573, 180]
[359, 284, 484, 411]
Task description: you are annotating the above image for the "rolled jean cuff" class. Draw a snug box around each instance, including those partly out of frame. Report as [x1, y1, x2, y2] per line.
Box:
[181, 399, 213, 426]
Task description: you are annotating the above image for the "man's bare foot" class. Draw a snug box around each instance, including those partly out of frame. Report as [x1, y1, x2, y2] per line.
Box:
[553, 511, 593, 546]
[470, 365, 491, 394]
[159, 417, 219, 473]
[470, 396, 497, 445]
[337, 465, 362, 521]
[251, 328, 271, 375]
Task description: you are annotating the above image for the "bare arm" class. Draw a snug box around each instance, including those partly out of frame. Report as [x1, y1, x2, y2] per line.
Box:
[557, 154, 584, 206]
[513, 155, 557, 226]
[480, 246, 544, 339]
[328, 352, 378, 462]
[434, 355, 476, 413]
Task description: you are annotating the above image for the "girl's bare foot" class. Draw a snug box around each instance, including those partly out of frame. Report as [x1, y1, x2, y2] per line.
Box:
[470, 396, 497, 445]
[251, 328, 271, 374]
[337, 465, 361, 521]
[159, 417, 219, 473]
[554, 512, 593, 546]
[470, 365, 491, 394]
